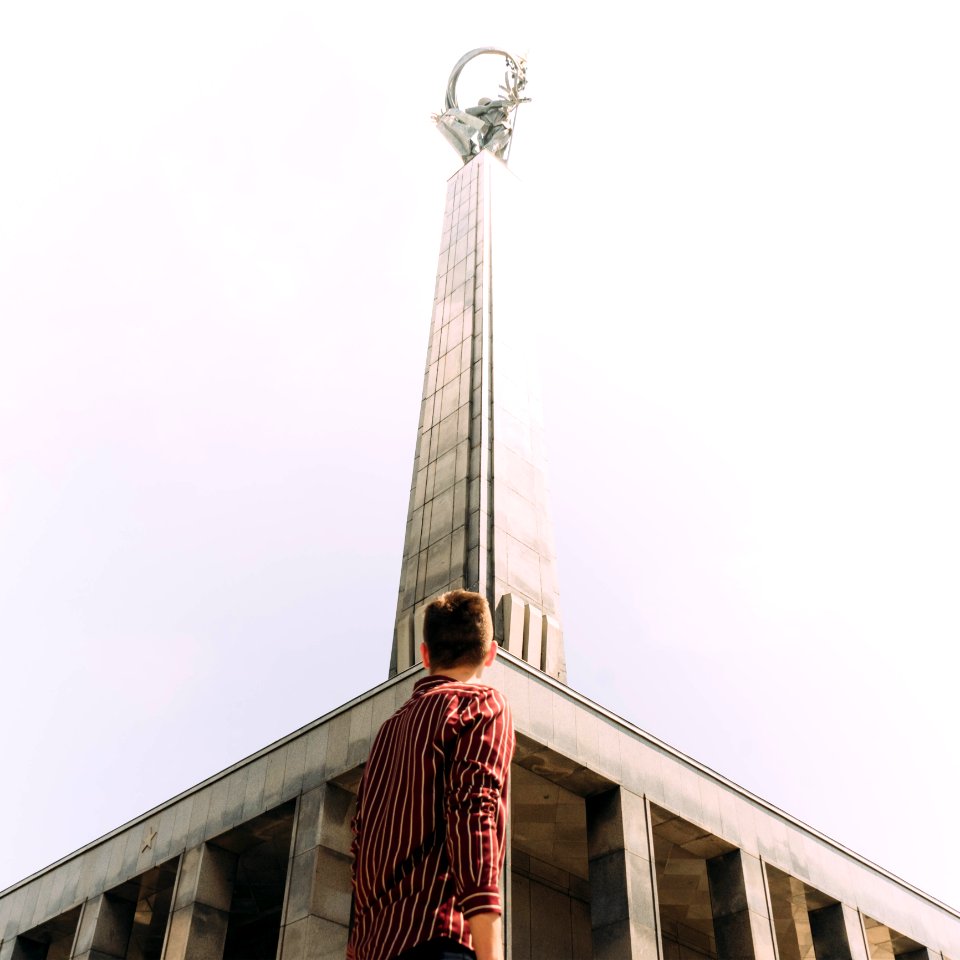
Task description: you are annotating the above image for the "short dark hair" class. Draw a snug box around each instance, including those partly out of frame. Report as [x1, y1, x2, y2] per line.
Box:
[423, 590, 493, 669]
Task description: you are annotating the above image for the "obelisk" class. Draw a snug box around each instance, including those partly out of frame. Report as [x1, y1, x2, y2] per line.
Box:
[390, 50, 566, 683]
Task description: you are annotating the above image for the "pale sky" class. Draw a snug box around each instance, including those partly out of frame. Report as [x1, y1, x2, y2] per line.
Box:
[1, 1, 958, 914]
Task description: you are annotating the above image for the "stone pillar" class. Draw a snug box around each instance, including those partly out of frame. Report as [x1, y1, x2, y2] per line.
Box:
[70, 892, 136, 960]
[390, 150, 566, 683]
[277, 783, 354, 960]
[808, 903, 870, 960]
[161, 843, 237, 960]
[705, 850, 777, 960]
[586, 787, 661, 960]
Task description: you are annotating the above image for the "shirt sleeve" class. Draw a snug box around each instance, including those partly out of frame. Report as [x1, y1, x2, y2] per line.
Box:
[443, 687, 516, 919]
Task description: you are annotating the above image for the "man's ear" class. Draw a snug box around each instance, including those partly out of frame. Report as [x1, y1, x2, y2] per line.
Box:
[420, 642, 431, 670]
[483, 641, 498, 667]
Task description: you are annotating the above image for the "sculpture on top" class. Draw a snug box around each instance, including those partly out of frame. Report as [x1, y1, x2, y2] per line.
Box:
[433, 48, 530, 164]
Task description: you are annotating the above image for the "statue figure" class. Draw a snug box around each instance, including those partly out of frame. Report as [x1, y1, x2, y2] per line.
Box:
[433, 48, 530, 164]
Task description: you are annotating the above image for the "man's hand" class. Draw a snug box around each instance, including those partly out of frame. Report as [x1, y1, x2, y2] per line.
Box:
[468, 912, 503, 960]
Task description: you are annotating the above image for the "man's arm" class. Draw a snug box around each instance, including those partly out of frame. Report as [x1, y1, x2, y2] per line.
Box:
[468, 912, 503, 960]
[443, 689, 515, 958]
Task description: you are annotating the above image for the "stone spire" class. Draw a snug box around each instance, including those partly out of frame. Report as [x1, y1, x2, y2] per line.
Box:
[389, 149, 566, 682]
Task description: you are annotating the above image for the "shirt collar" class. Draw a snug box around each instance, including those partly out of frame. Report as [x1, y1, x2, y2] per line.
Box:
[413, 675, 458, 692]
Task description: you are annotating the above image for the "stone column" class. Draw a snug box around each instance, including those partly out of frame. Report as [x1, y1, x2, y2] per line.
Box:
[586, 787, 661, 960]
[161, 843, 237, 960]
[277, 783, 354, 960]
[70, 892, 136, 960]
[705, 850, 777, 960]
[808, 903, 870, 960]
[390, 150, 566, 683]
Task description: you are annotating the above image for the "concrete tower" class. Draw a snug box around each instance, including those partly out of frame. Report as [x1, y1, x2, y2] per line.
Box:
[389, 150, 566, 682]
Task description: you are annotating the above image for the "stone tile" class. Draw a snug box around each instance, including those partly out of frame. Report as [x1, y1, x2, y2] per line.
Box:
[574, 709, 600, 772]
[150, 803, 180, 870]
[552, 694, 577, 759]
[450, 525, 466, 578]
[587, 790, 626, 860]
[43, 866, 69, 924]
[508, 536, 543, 605]
[346, 698, 373, 769]
[221, 766, 249, 831]
[186, 788, 213, 849]
[57, 858, 83, 916]
[281, 735, 308, 799]
[118, 826, 143, 885]
[309, 848, 352, 925]
[321, 716, 349, 781]
[674, 764, 705, 828]
[433, 445, 457, 495]
[283, 849, 314, 925]
[617, 736, 662, 801]
[278, 914, 308, 960]
[368, 688, 397, 735]
[589, 852, 629, 926]
[301, 913, 349, 960]
[302, 723, 331, 790]
[26, 872, 53, 931]
[78, 844, 113, 909]
[204, 775, 232, 838]
[262, 750, 287, 810]
[501, 664, 530, 732]
[171, 797, 195, 855]
[529, 881, 574, 959]
[755, 810, 791, 872]
[525, 679, 555, 746]
[595, 718, 622, 784]
[424, 534, 452, 595]
[716, 789, 745, 851]
[624, 849, 658, 928]
[572, 897, 592, 960]
[17, 882, 41, 936]
[697, 778, 723, 840]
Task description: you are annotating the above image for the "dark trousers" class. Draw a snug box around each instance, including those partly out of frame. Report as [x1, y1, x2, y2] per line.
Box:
[392, 938, 477, 960]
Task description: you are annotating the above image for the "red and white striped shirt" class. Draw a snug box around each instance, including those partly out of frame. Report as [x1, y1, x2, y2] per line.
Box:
[347, 675, 515, 960]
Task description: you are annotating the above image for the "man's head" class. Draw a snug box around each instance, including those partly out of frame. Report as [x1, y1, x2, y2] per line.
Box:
[421, 590, 494, 673]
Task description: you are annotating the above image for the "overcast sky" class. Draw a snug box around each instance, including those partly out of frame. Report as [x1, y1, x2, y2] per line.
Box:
[1, 1, 958, 914]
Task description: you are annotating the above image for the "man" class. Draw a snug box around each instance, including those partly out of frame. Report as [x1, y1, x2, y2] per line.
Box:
[347, 590, 515, 960]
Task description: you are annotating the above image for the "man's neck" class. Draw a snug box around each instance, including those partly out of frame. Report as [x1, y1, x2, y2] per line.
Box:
[428, 665, 484, 684]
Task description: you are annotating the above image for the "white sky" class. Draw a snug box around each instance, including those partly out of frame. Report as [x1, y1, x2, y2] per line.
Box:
[1, 1, 958, 914]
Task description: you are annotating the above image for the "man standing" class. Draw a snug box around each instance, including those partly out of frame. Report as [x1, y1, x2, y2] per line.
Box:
[347, 590, 515, 960]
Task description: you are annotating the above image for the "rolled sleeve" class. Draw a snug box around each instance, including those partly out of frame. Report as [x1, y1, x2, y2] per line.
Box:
[443, 688, 515, 917]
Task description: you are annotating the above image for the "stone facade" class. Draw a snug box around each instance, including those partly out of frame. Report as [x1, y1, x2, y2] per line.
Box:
[2, 653, 958, 958]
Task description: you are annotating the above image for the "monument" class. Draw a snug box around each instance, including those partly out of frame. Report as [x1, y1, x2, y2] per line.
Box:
[1, 48, 959, 960]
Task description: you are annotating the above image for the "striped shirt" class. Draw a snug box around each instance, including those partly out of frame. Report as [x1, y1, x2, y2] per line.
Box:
[347, 675, 515, 960]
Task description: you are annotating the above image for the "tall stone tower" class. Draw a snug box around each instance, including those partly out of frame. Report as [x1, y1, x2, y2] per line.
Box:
[389, 55, 565, 682]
